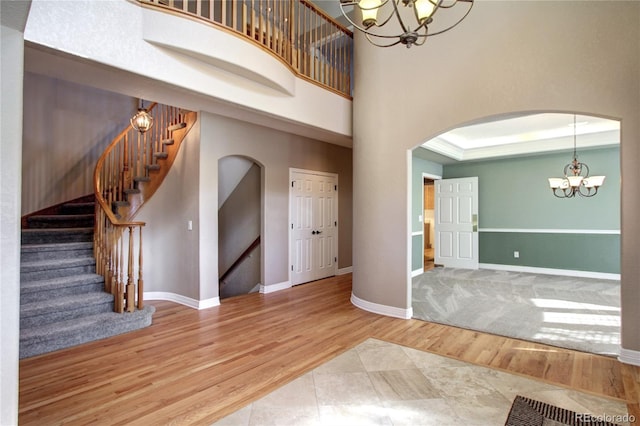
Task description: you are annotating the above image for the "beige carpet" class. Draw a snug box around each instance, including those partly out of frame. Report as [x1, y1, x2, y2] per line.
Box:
[213, 339, 628, 426]
[412, 268, 620, 356]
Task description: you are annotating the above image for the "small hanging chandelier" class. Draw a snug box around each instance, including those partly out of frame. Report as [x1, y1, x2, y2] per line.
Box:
[339, 0, 474, 48]
[547, 115, 606, 198]
[130, 99, 154, 134]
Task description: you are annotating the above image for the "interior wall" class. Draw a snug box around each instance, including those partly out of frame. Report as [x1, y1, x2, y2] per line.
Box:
[136, 119, 201, 300]
[199, 112, 353, 300]
[1, 23, 24, 426]
[444, 147, 620, 230]
[352, 0, 640, 354]
[443, 147, 620, 273]
[21, 72, 134, 214]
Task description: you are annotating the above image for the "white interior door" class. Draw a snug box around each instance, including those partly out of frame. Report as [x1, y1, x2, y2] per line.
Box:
[434, 177, 479, 269]
[290, 171, 338, 285]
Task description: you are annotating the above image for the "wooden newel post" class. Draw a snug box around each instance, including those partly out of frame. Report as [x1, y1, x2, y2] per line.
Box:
[125, 226, 135, 312]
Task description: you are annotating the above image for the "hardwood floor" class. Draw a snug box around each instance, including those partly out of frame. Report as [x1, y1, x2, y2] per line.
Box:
[19, 274, 639, 425]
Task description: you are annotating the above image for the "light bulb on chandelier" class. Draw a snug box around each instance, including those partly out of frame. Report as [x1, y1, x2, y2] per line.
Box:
[547, 115, 606, 198]
[339, 0, 474, 48]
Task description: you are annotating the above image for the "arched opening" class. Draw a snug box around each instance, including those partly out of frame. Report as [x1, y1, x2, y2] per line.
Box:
[410, 111, 621, 356]
[218, 155, 263, 299]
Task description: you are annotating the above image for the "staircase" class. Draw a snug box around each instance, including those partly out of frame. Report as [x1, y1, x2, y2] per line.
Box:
[20, 198, 155, 359]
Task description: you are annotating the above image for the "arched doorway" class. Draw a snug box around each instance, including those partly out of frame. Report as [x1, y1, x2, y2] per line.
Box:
[410, 112, 621, 355]
[218, 155, 263, 299]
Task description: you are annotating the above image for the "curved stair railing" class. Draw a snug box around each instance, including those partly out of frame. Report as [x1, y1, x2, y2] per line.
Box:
[94, 103, 197, 313]
[139, 0, 353, 97]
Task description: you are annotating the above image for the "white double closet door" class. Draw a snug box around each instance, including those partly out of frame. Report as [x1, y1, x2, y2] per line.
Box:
[290, 170, 338, 285]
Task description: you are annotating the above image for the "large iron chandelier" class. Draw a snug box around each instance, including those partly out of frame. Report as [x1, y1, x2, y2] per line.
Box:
[339, 0, 474, 48]
[547, 115, 605, 198]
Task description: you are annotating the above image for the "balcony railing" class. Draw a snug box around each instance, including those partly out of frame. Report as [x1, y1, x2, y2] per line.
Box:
[140, 0, 353, 97]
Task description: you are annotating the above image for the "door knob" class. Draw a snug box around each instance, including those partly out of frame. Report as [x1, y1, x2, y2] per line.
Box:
[312, 230, 317, 235]
[316, 230, 322, 234]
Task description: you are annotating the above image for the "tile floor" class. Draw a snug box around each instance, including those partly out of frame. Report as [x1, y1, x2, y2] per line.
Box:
[213, 338, 630, 426]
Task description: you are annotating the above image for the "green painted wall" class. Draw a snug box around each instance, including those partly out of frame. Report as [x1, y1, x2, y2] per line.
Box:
[411, 155, 443, 271]
[411, 235, 423, 272]
[443, 147, 620, 273]
[443, 147, 620, 229]
[480, 232, 619, 273]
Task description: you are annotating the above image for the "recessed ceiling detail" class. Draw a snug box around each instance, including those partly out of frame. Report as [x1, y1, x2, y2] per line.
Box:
[421, 113, 620, 162]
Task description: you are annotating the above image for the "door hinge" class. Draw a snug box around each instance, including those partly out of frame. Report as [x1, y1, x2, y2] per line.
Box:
[292, 181, 294, 187]
[334, 221, 337, 227]
[334, 184, 337, 191]
[291, 223, 293, 229]
[334, 257, 337, 262]
[291, 265, 294, 271]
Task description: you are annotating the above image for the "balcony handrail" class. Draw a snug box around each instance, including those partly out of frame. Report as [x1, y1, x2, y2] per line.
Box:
[138, 0, 353, 98]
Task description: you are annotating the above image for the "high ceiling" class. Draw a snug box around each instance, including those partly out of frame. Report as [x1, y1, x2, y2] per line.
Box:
[418, 113, 620, 164]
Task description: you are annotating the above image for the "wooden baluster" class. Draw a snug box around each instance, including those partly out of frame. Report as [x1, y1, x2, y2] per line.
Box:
[126, 226, 135, 312]
[242, 1, 247, 37]
[250, 0, 255, 39]
[231, 0, 237, 31]
[288, 0, 293, 65]
[114, 230, 122, 313]
[109, 224, 115, 294]
[257, 0, 262, 44]
[137, 226, 144, 309]
[301, 5, 306, 76]
[111, 227, 119, 310]
[331, 25, 336, 90]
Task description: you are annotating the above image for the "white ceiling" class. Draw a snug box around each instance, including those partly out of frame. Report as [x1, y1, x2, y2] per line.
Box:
[420, 113, 620, 163]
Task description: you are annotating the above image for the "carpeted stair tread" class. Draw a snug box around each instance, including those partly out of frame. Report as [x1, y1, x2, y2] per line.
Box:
[20, 305, 155, 358]
[21, 256, 95, 273]
[59, 201, 95, 215]
[21, 242, 93, 262]
[21, 292, 113, 316]
[21, 227, 93, 244]
[22, 227, 93, 235]
[27, 214, 94, 228]
[21, 241, 93, 253]
[167, 122, 187, 131]
[21, 273, 104, 293]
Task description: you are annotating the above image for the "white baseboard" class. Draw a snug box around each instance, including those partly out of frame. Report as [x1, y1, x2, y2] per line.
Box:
[479, 264, 620, 281]
[619, 348, 640, 366]
[411, 268, 424, 278]
[144, 291, 220, 309]
[260, 280, 291, 294]
[351, 292, 412, 319]
[337, 266, 353, 275]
